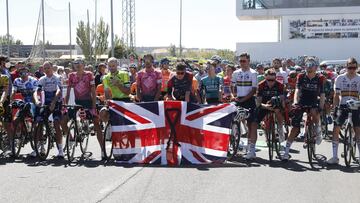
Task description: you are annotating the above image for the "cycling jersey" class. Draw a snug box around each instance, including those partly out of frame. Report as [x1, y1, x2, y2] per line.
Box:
[137, 68, 162, 97]
[0, 69, 12, 93]
[296, 73, 325, 106]
[68, 71, 95, 101]
[167, 72, 193, 101]
[161, 70, 173, 92]
[231, 68, 257, 97]
[200, 75, 222, 100]
[13, 76, 38, 103]
[334, 73, 360, 105]
[102, 71, 130, 99]
[37, 75, 62, 104]
[257, 80, 284, 104]
[275, 70, 288, 85]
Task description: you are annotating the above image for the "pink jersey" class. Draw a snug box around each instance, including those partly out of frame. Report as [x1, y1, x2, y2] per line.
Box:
[68, 71, 95, 100]
[136, 68, 162, 96]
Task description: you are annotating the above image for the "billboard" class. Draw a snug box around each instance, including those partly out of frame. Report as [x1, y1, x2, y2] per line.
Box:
[289, 18, 360, 39]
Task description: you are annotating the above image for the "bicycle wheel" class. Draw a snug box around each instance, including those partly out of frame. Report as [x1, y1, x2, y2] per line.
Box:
[103, 123, 113, 160]
[11, 120, 26, 158]
[33, 122, 51, 160]
[273, 123, 282, 160]
[227, 121, 240, 160]
[352, 140, 357, 161]
[306, 125, 315, 168]
[66, 121, 78, 162]
[79, 120, 90, 154]
[343, 125, 352, 167]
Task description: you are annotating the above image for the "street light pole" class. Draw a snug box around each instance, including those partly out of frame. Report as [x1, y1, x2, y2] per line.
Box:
[6, 0, 10, 58]
[110, 0, 115, 57]
[179, 0, 182, 58]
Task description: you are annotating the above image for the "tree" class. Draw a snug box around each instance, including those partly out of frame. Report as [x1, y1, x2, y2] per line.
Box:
[0, 34, 23, 45]
[216, 49, 236, 62]
[110, 39, 129, 59]
[76, 20, 94, 61]
[94, 17, 109, 56]
[168, 44, 176, 57]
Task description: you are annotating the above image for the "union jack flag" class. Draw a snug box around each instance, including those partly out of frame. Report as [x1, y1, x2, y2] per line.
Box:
[108, 100, 236, 165]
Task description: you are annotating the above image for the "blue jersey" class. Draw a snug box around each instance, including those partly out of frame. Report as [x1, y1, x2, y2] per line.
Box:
[13, 76, 38, 103]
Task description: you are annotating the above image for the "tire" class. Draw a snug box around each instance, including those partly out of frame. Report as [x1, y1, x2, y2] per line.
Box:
[79, 120, 90, 154]
[66, 121, 78, 162]
[344, 125, 352, 167]
[266, 126, 274, 162]
[227, 121, 240, 160]
[103, 123, 113, 160]
[306, 125, 315, 168]
[33, 122, 51, 160]
[11, 120, 26, 158]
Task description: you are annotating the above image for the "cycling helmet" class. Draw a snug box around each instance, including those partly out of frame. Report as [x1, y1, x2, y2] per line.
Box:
[346, 99, 360, 110]
[0, 55, 9, 63]
[11, 100, 25, 109]
[160, 58, 171, 65]
[221, 60, 230, 65]
[288, 70, 297, 79]
[210, 55, 222, 63]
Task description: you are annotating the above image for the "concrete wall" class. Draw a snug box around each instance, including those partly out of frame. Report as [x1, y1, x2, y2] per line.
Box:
[236, 13, 360, 62]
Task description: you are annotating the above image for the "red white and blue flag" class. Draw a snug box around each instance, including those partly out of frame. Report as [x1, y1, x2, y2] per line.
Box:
[108, 101, 236, 165]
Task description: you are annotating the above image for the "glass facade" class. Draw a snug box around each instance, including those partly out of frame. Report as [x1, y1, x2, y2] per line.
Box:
[242, 0, 360, 9]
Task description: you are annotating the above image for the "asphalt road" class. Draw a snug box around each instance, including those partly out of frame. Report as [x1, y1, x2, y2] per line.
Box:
[0, 130, 359, 203]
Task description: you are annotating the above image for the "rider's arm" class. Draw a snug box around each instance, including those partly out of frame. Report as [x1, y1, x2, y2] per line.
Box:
[319, 76, 326, 109]
[333, 76, 341, 107]
[65, 75, 72, 105]
[0, 85, 8, 104]
[116, 74, 130, 95]
[293, 74, 302, 105]
[136, 73, 142, 101]
[154, 73, 162, 101]
[91, 84, 96, 109]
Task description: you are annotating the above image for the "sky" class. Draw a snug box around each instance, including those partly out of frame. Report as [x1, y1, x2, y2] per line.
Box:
[0, 0, 278, 50]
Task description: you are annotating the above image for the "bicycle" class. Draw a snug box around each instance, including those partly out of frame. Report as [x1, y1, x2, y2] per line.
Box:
[32, 105, 57, 160]
[227, 104, 249, 160]
[63, 104, 94, 162]
[0, 106, 11, 155]
[340, 99, 360, 167]
[262, 96, 283, 162]
[299, 105, 319, 168]
[11, 100, 34, 158]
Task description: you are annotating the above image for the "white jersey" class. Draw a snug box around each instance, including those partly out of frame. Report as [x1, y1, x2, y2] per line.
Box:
[275, 70, 288, 85]
[13, 76, 38, 102]
[37, 75, 62, 103]
[231, 68, 257, 97]
[334, 73, 360, 105]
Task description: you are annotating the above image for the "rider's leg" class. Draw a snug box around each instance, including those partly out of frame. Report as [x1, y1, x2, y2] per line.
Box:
[311, 109, 322, 144]
[53, 120, 63, 156]
[353, 110, 360, 158]
[275, 109, 285, 142]
[93, 117, 104, 153]
[283, 110, 303, 158]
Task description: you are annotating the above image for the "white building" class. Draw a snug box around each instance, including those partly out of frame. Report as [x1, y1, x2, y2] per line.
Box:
[236, 0, 360, 62]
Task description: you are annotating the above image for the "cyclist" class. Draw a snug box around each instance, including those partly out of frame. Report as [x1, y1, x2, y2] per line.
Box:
[65, 58, 104, 159]
[210, 55, 223, 74]
[160, 58, 173, 99]
[200, 61, 222, 105]
[33, 61, 65, 158]
[136, 54, 162, 102]
[282, 57, 326, 161]
[221, 64, 236, 103]
[166, 63, 193, 102]
[12, 66, 38, 118]
[99, 57, 131, 123]
[231, 52, 258, 160]
[256, 64, 265, 83]
[256, 69, 285, 143]
[327, 58, 360, 164]
[0, 55, 12, 154]
[273, 58, 288, 86]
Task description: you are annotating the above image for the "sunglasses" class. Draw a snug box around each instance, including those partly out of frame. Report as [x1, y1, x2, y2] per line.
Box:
[347, 66, 357, 70]
[305, 63, 316, 68]
[267, 79, 275, 82]
[176, 71, 185, 75]
[239, 60, 247, 63]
